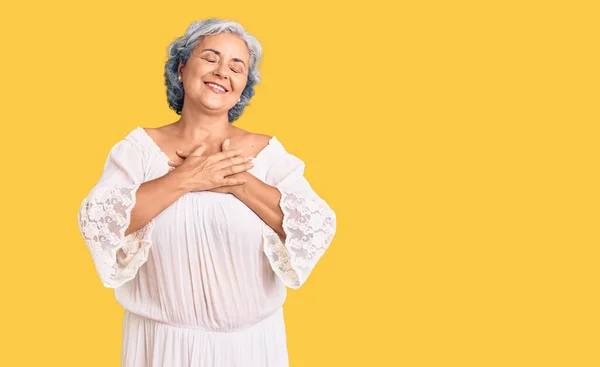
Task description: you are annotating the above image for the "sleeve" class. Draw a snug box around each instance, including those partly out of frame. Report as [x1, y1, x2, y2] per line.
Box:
[262, 149, 337, 289]
[77, 137, 155, 289]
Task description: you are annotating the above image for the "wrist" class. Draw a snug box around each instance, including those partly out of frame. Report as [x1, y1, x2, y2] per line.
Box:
[165, 170, 191, 195]
[231, 172, 251, 198]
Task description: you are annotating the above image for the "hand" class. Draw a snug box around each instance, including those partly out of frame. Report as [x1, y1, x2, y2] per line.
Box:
[207, 139, 253, 195]
[167, 139, 254, 193]
[168, 139, 254, 194]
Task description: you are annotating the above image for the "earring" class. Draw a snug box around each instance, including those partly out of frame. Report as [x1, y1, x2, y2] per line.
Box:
[178, 75, 182, 82]
[238, 98, 241, 102]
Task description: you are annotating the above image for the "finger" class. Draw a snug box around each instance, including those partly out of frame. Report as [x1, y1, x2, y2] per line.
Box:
[219, 177, 248, 186]
[189, 142, 207, 157]
[218, 162, 254, 176]
[208, 149, 244, 164]
[168, 160, 182, 167]
[222, 138, 231, 151]
[212, 155, 253, 171]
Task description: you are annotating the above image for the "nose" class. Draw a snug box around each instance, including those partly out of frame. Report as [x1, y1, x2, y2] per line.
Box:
[213, 62, 230, 79]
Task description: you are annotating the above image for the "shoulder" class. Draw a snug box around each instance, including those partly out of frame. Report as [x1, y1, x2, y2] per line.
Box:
[249, 132, 273, 146]
[232, 129, 305, 176]
[246, 133, 275, 155]
[108, 126, 146, 151]
[105, 127, 156, 170]
[137, 125, 170, 150]
[231, 127, 279, 157]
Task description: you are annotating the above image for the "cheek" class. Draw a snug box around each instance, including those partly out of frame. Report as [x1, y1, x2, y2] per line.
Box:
[233, 75, 248, 93]
[189, 79, 206, 94]
[189, 63, 213, 81]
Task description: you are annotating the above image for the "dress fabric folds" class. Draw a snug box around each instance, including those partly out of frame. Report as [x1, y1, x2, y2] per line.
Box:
[77, 127, 336, 366]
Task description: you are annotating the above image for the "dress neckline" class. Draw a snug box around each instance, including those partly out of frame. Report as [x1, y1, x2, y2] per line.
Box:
[134, 126, 277, 164]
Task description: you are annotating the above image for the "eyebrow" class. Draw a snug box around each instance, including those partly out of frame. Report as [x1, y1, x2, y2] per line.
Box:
[200, 48, 246, 67]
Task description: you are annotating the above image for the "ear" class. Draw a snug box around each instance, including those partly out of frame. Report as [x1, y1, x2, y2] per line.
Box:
[178, 60, 184, 74]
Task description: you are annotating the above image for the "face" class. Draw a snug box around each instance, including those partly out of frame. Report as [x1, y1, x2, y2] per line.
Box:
[178, 33, 250, 113]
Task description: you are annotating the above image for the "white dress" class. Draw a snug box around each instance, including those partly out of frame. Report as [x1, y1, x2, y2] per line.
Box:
[77, 127, 337, 367]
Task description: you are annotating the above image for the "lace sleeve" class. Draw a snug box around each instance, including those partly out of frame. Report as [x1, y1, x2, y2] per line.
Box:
[262, 147, 337, 289]
[77, 136, 155, 288]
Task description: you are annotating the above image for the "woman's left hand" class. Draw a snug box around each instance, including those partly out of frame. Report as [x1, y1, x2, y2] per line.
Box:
[169, 140, 251, 195]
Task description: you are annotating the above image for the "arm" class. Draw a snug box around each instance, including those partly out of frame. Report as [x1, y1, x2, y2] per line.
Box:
[80, 135, 252, 288]
[124, 172, 188, 236]
[78, 137, 185, 288]
[167, 137, 337, 289]
[231, 172, 287, 240]
[246, 148, 337, 289]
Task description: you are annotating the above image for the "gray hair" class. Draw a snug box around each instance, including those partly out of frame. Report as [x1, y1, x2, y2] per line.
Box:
[164, 19, 263, 123]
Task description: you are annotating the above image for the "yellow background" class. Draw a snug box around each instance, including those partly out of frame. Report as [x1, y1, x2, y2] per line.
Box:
[0, 0, 598, 366]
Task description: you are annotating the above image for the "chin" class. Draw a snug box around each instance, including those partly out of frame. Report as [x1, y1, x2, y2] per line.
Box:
[199, 96, 234, 108]
[199, 102, 234, 112]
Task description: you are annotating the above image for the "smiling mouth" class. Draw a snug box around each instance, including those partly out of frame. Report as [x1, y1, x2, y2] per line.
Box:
[205, 82, 228, 94]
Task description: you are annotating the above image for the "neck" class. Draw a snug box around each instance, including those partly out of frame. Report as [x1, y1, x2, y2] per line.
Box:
[174, 104, 234, 142]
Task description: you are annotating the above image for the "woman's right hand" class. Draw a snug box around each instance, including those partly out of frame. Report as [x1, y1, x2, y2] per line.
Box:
[168, 140, 254, 192]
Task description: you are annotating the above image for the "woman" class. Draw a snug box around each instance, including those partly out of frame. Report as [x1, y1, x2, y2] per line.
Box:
[77, 18, 337, 367]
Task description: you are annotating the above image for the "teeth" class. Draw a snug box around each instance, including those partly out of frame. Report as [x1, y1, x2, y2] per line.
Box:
[207, 82, 226, 92]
